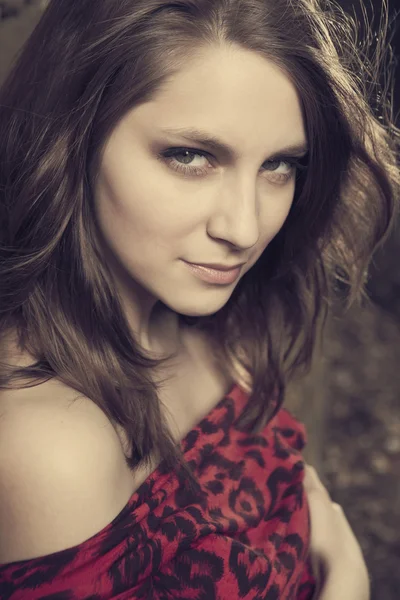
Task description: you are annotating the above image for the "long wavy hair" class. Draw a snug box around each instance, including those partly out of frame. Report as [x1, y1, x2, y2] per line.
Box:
[0, 0, 399, 488]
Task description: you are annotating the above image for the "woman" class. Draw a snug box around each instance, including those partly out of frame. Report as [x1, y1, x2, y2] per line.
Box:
[0, 0, 398, 598]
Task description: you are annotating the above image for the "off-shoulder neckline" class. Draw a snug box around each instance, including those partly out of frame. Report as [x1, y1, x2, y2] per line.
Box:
[0, 381, 242, 569]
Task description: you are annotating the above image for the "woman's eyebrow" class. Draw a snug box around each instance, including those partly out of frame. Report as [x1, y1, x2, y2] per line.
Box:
[158, 126, 309, 159]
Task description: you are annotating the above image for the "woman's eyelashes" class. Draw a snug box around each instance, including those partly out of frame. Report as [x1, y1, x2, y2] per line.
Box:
[158, 146, 308, 183]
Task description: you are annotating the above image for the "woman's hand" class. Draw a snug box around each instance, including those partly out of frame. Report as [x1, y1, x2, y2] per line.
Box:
[304, 465, 370, 600]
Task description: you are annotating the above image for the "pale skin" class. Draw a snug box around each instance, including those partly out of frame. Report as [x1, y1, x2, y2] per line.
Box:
[305, 466, 370, 599]
[4, 43, 369, 595]
[93, 42, 369, 598]
[94, 43, 305, 357]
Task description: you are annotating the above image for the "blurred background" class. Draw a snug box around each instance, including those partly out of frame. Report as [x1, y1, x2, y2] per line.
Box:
[0, 1, 399, 598]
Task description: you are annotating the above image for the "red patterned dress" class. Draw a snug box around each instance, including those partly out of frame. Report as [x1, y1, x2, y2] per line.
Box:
[0, 382, 316, 599]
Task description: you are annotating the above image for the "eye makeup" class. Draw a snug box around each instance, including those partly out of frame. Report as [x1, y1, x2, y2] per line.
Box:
[157, 146, 308, 183]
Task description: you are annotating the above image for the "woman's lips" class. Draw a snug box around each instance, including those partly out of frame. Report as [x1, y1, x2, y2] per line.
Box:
[183, 261, 242, 284]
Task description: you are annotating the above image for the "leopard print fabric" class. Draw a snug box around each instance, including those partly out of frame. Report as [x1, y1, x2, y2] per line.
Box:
[0, 383, 316, 599]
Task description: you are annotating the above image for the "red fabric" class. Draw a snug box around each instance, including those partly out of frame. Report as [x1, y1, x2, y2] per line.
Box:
[0, 383, 316, 599]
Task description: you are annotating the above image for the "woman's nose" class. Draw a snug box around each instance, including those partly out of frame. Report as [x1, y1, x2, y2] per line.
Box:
[206, 180, 260, 250]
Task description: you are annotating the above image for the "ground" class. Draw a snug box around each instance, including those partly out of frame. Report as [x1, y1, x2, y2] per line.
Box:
[322, 302, 400, 599]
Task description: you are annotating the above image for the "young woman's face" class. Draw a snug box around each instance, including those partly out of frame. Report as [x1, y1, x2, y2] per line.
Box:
[94, 44, 307, 320]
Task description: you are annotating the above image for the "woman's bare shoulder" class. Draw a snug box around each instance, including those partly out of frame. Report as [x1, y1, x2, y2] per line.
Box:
[0, 377, 134, 565]
[0, 376, 106, 425]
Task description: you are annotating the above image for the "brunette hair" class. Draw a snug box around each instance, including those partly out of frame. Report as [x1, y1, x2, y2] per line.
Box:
[0, 0, 399, 487]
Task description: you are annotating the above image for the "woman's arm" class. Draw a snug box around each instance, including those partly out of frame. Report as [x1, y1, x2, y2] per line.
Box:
[304, 466, 370, 600]
[318, 563, 370, 600]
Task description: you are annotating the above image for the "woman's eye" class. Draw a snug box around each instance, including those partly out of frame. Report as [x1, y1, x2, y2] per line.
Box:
[160, 148, 212, 177]
[158, 147, 307, 182]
